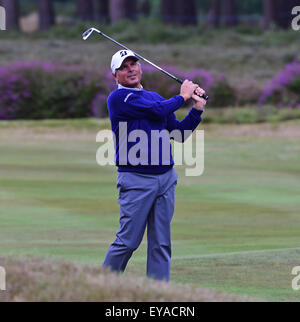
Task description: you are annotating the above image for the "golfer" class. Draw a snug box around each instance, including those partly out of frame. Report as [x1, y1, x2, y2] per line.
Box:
[102, 50, 206, 281]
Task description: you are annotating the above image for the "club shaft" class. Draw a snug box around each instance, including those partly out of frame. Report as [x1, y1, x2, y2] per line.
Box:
[86, 28, 208, 100]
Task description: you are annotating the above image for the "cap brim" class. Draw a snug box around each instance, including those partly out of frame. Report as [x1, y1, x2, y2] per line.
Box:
[115, 55, 139, 71]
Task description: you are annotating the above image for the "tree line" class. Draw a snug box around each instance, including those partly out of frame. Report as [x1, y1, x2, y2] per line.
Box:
[0, 0, 298, 31]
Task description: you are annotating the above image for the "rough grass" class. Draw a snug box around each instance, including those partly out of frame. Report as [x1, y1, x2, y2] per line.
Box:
[0, 255, 256, 302]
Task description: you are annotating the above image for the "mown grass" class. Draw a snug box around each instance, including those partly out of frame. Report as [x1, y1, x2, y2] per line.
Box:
[0, 119, 300, 301]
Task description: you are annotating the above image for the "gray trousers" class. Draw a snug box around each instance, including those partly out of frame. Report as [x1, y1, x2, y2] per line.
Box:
[103, 168, 178, 281]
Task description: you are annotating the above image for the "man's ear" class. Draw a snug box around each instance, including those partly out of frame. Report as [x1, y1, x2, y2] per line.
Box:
[112, 72, 118, 84]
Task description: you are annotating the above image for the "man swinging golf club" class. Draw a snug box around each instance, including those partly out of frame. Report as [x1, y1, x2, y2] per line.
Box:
[102, 49, 207, 281]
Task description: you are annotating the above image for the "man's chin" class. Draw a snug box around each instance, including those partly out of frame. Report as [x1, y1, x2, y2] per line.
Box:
[124, 81, 139, 88]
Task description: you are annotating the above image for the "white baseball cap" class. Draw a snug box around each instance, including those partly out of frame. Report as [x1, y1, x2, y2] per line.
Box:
[111, 50, 139, 74]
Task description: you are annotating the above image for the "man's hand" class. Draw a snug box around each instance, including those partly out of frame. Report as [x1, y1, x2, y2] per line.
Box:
[192, 87, 207, 111]
[180, 80, 198, 101]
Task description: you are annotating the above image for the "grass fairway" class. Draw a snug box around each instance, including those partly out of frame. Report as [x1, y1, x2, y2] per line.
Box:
[0, 119, 300, 302]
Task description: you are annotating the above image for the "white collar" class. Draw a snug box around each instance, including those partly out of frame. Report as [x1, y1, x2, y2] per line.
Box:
[118, 84, 143, 91]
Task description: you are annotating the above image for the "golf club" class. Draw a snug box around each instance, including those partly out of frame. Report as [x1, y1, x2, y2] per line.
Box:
[82, 27, 209, 101]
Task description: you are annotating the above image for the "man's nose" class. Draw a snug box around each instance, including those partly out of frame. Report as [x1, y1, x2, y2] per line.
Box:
[127, 65, 134, 72]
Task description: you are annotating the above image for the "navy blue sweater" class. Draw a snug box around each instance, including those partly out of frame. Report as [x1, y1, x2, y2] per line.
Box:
[107, 87, 203, 174]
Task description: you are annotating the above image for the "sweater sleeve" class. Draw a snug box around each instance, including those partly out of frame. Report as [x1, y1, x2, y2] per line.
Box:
[166, 108, 203, 142]
[110, 91, 185, 121]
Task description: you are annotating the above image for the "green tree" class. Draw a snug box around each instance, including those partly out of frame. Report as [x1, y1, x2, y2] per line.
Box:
[97, 0, 110, 23]
[207, 0, 221, 28]
[109, 0, 137, 23]
[220, 0, 238, 27]
[175, 0, 198, 26]
[140, 0, 151, 17]
[39, 0, 55, 31]
[76, 0, 94, 21]
[161, 0, 176, 24]
[1, 0, 19, 30]
[263, 0, 276, 28]
[274, 0, 299, 29]
[161, 0, 197, 25]
[264, 0, 299, 29]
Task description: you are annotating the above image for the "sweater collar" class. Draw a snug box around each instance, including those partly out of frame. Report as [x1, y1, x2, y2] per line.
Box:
[118, 84, 143, 91]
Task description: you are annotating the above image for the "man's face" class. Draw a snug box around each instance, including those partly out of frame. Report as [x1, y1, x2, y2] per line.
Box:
[113, 57, 142, 88]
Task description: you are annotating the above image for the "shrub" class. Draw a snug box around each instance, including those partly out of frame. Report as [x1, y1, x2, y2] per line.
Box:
[0, 62, 108, 120]
[205, 107, 260, 124]
[259, 61, 300, 107]
[208, 76, 236, 108]
[235, 81, 262, 106]
[0, 61, 250, 120]
[140, 65, 235, 108]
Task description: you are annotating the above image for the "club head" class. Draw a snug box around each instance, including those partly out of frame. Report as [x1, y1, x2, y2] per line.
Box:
[82, 27, 101, 40]
[82, 28, 94, 40]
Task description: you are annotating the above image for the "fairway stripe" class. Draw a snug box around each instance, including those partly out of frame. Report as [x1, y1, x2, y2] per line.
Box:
[171, 247, 300, 260]
[130, 247, 300, 262]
